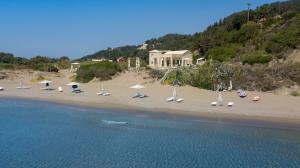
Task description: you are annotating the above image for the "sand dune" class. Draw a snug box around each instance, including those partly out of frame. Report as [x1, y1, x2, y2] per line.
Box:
[1, 70, 300, 124]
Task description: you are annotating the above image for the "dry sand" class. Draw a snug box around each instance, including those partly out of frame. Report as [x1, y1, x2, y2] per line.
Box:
[0, 69, 300, 125]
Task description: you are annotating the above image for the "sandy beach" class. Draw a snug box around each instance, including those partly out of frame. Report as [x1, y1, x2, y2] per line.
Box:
[1, 69, 300, 125]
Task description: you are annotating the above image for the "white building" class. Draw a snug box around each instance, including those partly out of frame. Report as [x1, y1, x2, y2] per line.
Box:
[149, 50, 193, 69]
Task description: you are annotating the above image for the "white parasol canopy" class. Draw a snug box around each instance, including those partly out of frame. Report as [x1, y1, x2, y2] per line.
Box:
[130, 84, 145, 89]
[67, 82, 79, 86]
[39, 80, 52, 84]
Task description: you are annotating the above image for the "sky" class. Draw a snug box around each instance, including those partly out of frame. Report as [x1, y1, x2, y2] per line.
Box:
[0, 0, 284, 59]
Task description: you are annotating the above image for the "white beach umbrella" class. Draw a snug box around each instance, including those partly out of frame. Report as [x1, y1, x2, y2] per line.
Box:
[130, 84, 145, 89]
[39, 80, 52, 84]
[67, 82, 79, 86]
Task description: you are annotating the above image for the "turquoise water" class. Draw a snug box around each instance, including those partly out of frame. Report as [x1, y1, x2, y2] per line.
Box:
[0, 99, 300, 168]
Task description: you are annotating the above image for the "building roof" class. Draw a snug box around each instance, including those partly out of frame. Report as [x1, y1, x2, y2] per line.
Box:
[164, 50, 190, 55]
[149, 50, 169, 53]
[149, 50, 190, 55]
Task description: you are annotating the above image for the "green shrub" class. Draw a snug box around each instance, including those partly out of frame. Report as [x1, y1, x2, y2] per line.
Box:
[0, 63, 15, 70]
[76, 61, 121, 83]
[148, 69, 165, 79]
[208, 44, 240, 62]
[291, 90, 300, 97]
[243, 52, 272, 65]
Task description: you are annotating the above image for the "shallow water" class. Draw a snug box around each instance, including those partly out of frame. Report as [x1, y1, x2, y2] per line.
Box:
[0, 99, 300, 168]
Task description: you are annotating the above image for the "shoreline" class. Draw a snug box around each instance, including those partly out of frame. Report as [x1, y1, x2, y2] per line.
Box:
[1, 70, 300, 130]
[2, 95, 300, 130]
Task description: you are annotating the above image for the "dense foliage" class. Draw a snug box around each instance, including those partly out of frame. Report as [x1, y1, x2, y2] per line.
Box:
[164, 62, 300, 91]
[76, 62, 122, 83]
[0, 53, 70, 72]
[194, 0, 300, 62]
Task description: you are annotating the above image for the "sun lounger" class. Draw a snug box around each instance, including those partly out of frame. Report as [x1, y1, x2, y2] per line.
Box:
[97, 91, 104, 96]
[0, 87, 4, 91]
[167, 97, 175, 102]
[58, 87, 63, 92]
[139, 94, 148, 98]
[253, 96, 260, 102]
[211, 102, 217, 106]
[176, 98, 184, 103]
[103, 92, 111, 96]
[16, 86, 31, 89]
[97, 91, 111, 96]
[227, 102, 234, 107]
[41, 87, 55, 90]
[72, 88, 82, 93]
[132, 93, 141, 98]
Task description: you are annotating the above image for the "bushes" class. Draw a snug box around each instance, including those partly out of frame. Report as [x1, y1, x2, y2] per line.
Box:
[148, 69, 165, 79]
[76, 61, 121, 83]
[161, 62, 300, 91]
[291, 90, 300, 96]
[208, 44, 241, 62]
[243, 52, 273, 65]
[0, 63, 15, 70]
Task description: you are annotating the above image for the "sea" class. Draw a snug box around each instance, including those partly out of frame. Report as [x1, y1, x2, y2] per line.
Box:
[0, 98, 300, 168]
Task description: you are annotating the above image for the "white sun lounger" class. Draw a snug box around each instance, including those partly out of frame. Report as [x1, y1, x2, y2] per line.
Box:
[132, 93, 140, 98]
[167, 97, 175, 102]
[139, 94, 148, 98]
[58, 86, 63, 92]
[16, 86, 31, 89]
[227, 102, 234, 107]
[97, 91, 111, 96]
[211, 102, 217, 106]
[176, 98, 184, 103]
[103, 92, 111, 96]
[41, 87, 54, 90]
[97, 91, 104, 96]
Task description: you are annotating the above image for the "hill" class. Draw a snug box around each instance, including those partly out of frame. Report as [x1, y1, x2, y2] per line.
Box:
[77, 34, 194, 62]
[79, 0, 300, 65]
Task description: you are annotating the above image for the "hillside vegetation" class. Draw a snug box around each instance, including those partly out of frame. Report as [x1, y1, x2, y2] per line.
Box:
[0, 53, 70, 72]
[75, 0, 300, 91]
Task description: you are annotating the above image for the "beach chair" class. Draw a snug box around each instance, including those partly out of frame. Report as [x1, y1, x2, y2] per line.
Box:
[211, 102, 217, 106]
[227, 102, 234, 107]
[167, 97, 175, 102]
[176, 98, 184, 103]
[103, 92, 111, 96]
[16, 81, 31, 89]
[97, 91, 104, 96]
[139, 94, 148, 98]
[72, 88, 82, 93]
[253, 96, 260, 102]
[58, 86, 63, 92]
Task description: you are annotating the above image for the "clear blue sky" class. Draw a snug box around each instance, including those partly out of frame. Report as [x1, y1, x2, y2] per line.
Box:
[0, 0, 283, 59]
